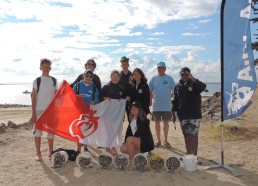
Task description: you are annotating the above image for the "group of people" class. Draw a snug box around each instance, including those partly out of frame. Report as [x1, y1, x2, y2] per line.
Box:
[31, 57, 206, 165]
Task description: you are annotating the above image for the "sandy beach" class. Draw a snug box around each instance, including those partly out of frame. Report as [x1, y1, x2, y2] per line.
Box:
[0, 94, 258, 186]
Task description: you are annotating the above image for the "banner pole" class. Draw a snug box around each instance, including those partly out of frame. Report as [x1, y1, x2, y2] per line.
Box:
[204, 0, 241, 176]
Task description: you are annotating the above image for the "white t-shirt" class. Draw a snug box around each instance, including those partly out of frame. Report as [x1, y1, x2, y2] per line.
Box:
[33, 76, 58, 111]
[130, 118, 137, 135]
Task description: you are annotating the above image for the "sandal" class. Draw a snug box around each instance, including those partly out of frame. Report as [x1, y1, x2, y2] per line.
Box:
[155, 141, 161, 147]
[164, 142, 172, 148]
[197, 159, 202, 165]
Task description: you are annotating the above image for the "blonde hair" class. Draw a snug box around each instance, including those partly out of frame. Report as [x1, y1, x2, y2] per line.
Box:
[40, 58, 52, 66]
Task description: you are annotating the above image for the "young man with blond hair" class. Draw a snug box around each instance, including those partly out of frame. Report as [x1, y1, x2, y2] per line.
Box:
[31, 58, 58, 161]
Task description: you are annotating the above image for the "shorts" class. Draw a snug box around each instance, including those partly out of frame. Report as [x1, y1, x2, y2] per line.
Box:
[33, 109, 55, 139]
[152, 111, 172, 121]
[180, 119, 201, 136]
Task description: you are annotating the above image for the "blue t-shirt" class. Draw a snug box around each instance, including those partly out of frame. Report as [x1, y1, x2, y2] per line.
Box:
[73, 81, 100, 104]
[149, 74, 175, 111]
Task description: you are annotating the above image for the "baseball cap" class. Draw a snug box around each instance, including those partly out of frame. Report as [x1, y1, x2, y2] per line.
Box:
[131, 101, 141, 108]
[120, 56, 129, 62]
[157, 61, 166, 67]
[180, 67, 191, 74]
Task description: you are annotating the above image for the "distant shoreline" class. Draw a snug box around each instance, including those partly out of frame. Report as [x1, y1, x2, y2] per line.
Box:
[0, 104, 31, 108]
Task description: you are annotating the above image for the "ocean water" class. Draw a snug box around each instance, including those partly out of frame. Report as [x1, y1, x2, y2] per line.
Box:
[0, 82, 221, 105]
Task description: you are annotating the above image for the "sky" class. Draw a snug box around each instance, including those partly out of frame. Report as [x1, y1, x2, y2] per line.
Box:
[0, 0, 223, 84]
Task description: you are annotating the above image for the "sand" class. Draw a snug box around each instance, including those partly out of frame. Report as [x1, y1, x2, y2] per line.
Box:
[0, 96, 258, 186]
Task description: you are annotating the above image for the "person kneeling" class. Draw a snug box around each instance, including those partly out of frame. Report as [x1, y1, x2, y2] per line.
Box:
[120, 101, 154, 165]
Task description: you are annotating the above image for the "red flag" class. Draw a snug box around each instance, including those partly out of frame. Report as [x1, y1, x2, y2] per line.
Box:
[35, 80, 125, 147]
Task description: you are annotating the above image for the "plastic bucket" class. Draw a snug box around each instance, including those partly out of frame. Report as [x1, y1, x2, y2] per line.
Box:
[165, 156, 181, 173]
[51, 150, 69, 168]
[98, 152, 113, 169]
[76, 151, 92, 168]
[133, 153, 148, 172]
[114, 153, 129, 170]
[182, 154, 197, 171]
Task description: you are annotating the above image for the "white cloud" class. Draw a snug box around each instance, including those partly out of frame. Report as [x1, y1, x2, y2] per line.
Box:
[181, 32, 211, 37]
[0, 0, 221, 84]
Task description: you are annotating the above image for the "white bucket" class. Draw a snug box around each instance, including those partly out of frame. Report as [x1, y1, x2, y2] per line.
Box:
[51, 151, 69, 168]
[182, 155, 197, 172]
[165, 156, 181, 173]
[76, 151, 92, 168]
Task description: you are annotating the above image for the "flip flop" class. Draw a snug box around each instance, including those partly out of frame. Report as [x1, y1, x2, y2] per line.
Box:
[164, 142, 172, 148]
[155, 141, 161, 147]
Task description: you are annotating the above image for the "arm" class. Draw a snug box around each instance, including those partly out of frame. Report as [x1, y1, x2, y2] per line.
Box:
[138, 119, 154, 153]
[171, 86, 178, 124]
[31, 88, 37, 123]
[188, 74, 206, 93]
[93, 89, 100, 104]
[142, 83, 150, 113]
[70, 74, 83, 88]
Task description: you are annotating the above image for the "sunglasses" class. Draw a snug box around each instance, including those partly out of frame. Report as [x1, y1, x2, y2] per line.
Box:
[181, 73, 190, 76]
[87, 63, 95, 67]
[85, 74, 93, 78]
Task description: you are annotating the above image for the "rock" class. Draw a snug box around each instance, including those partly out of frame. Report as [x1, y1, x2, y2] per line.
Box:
[7, 121, 18, 128]
[0, 126, 6, 133]
[0, 123, 7, 129]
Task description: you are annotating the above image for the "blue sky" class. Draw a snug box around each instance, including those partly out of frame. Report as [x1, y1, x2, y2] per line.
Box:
[0, 0, 222, 84]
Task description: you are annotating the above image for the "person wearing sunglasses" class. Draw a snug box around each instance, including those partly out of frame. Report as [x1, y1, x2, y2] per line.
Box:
[171, 67, 206, 165]
[70, 59, 102, 101]
[72, 70, 100, 154]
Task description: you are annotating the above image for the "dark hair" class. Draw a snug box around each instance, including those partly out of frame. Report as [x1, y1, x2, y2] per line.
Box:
[132, 68, 147, 83]
[85, 59, 96, 69]
[129, 106, 146, 121]
[180, 67, 191, 74]
[40, 58, 52, 66]
[110, 70, 120, 78]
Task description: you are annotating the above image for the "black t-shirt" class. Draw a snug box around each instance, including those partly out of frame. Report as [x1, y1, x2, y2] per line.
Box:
[101, 82, 127, 99]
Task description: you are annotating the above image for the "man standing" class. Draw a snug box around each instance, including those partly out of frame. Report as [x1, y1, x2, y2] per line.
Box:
[149, 61, 175, 148]
[171, 67, 206, 164]
[119, 56, 132, 120]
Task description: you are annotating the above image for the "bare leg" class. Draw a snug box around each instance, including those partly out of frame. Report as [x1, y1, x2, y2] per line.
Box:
[184, 134, 192, 154]
[155, 120, 161, 143]
[120, 144, 127, 154]
[77, 142, 82, 152]
[163, 120, 169, 143]
[48, 138, 54, 156]
[191, 135, 198, 156]
[126, 137, 140, 164]
[35, 137, 41, 160]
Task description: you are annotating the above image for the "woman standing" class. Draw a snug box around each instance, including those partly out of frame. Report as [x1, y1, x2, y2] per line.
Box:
[130, 68, 150, 116]
[102, 70, 130, 155]
[120, 101, 154, 164]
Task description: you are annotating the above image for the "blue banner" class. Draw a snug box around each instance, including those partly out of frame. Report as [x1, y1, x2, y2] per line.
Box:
[222, 0, 256, 121]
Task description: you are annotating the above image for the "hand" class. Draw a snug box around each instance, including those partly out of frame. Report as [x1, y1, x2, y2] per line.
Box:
[125, 96, 130, 101]
[104, 97, 111, 101]
[30, 112, 37, 124]
[188, 73, 196, 82]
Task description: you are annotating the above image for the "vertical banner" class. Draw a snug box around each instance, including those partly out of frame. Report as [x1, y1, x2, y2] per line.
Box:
[222, 0, 256, 121]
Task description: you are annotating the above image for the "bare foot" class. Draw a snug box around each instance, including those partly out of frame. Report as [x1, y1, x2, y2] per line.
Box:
[36, 154, 42, 162]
